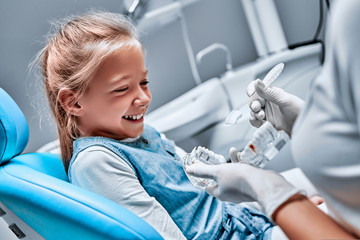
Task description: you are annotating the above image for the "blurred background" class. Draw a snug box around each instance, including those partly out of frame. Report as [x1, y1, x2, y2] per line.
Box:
[0, 0, 328, 171]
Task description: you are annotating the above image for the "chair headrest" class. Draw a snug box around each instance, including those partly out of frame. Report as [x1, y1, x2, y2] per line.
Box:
[0, 88, 29, 164]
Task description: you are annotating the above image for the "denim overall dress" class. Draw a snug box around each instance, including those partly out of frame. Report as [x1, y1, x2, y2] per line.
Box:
[68, 125, 273, 240]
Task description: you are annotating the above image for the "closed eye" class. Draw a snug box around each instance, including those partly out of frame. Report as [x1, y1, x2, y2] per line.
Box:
[114, 87, 128, 92]
[140, 80, 149, 86]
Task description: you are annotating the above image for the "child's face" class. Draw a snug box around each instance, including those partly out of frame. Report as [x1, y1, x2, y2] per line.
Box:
[77, 45, 151, 140]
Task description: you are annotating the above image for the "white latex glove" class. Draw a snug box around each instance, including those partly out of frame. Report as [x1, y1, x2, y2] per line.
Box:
[186, 162, 303, 219]
[247, 79, 304, 135]
[229, 147, 241, 163]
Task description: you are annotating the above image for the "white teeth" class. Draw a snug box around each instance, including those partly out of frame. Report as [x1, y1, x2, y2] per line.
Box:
[124, 113, 143, 120]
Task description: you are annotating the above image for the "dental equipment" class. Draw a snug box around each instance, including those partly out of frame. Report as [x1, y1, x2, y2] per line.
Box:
[225, 63, 284, 125]
[196, 43, 233, 72]
[124, 0, 149, 23]
[241, 0, 288, 56]
[182, 146, 226, 189]
[182, 121, 289, 189]
[240, 121, 289, 168]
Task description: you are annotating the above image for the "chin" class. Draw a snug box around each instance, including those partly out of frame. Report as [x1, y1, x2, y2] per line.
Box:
[131, 126, 144, 138]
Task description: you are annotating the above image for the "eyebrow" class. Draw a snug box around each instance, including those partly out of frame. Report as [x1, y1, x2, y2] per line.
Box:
[110, 70, 148, 84]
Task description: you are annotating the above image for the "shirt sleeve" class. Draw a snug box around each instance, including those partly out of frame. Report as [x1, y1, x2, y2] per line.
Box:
[70, 146, 186, 240]
[331, 0, 360, 135]
[347, 11, 360, 135]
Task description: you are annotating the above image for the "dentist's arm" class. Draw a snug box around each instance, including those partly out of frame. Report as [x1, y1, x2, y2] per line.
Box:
[186, 163, 357, 239]
[273, 193, 356, 240]
[248, 79, 304, 136]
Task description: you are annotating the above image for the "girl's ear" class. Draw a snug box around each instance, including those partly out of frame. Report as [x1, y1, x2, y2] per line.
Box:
[57, 88, 83, 116]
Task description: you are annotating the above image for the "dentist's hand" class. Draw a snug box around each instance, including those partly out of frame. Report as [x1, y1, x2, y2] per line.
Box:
[248, 79, 304, 135]
[186, 162, 303, 219]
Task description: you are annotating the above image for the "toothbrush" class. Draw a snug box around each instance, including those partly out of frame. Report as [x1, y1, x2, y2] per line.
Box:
[225, 63, 285, 125]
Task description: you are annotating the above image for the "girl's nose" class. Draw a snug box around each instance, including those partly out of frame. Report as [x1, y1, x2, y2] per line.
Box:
[133, 89, 151, 107]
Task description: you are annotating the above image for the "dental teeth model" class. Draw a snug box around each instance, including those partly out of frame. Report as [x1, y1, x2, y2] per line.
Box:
[183, 122, 289, 189]
[182, 146, 226, 189]
[240, 122, 290, 168]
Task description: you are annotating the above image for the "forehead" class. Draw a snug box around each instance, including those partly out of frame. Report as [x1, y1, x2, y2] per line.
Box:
[93, 45, 146, 84]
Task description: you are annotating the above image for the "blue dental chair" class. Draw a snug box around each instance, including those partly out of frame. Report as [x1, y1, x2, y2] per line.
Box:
[0, 88, 163, 240]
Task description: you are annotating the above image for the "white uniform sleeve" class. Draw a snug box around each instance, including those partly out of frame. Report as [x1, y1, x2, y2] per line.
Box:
[330, 0, 360, 135]
[291, 1, 360, 236]
[345, 9, 360, 135]
[70, 146, 186, 240]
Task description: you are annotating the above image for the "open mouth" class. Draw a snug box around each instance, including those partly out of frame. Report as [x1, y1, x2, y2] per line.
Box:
[122, 113, 144, 122]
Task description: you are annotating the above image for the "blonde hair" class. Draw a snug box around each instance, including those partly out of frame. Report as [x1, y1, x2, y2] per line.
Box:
[35, 11, 143, 173]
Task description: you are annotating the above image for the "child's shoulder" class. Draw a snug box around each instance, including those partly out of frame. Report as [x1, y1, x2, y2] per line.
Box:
[75, 145, 118, 163]
[143, 124, 161, 137]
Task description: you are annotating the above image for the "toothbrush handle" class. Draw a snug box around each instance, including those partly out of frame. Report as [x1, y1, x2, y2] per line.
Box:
[234, 63, 285, 111]
[224, 63, 285, 125]
[224, 94, 259, 125]
[233, 93, 259, 111]
[262, 63, 284, 86]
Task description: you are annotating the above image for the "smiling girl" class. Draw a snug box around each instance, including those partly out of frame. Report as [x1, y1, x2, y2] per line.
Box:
[36, 11, 275, 240]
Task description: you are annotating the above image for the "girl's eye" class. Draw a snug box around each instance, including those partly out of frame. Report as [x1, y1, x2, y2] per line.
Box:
[114, 87, 128, 92]
[140, 80, 149, 86]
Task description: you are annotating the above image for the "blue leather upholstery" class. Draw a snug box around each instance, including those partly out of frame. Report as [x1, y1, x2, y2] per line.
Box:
[0, 88, 163, 240]
[0, 88, 29, 163]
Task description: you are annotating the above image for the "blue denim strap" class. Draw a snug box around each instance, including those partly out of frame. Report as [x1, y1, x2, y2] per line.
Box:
[213, 214, 232, 240]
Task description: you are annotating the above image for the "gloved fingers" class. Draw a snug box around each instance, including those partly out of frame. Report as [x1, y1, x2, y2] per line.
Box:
[253, 80, 287, 107]
[229, 147, 240, 163]
[258, 97, 266, 107]
[248, 80, 266, 108]
[246, 80, 256, 97]
[206, 184, 245, 203]
[236, 151, 243, 163]
[250, 100, 262, 112]
[205, 183, 220, 198]
[229, 147, 244, 163]
[186, 163, 217, 180]
[254, 109, 265, 120]
[249, 115, 264, 128]
[250, 109, 266, 121]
